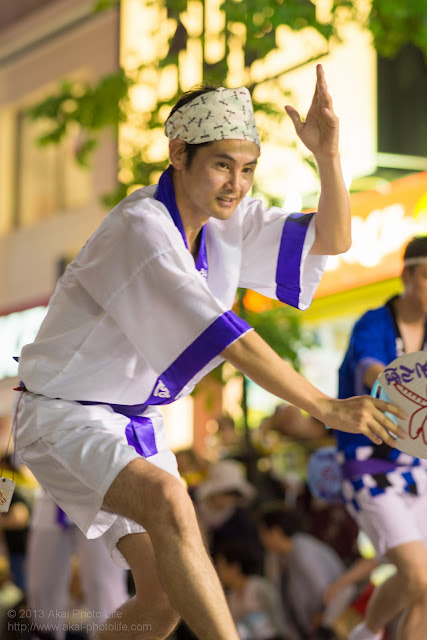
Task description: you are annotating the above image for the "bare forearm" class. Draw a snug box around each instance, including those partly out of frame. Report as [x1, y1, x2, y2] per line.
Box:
[311, 152, 351, 255]
[364, 363, 385, 390]
[222, 331, 330, 419]
[222, 330, 407, 444]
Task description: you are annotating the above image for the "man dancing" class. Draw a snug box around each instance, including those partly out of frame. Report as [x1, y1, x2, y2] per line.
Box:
[14, 65, 405, 639]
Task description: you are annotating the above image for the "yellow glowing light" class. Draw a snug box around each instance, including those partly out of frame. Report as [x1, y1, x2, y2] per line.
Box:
[179, 38, 203, 89]
[205, 40, 225, 65]
[205, 0, 225, 32]
[180, 0, 203, 37]
[158, 66, 179, 101]
[129, 84, 157, 112]
[121, 0, 162, 67]
[145, 134, 169, 163]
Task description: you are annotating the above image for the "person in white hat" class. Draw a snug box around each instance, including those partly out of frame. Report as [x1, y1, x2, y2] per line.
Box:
[13, 65, 405, 640]
[195, 460, 260, 562]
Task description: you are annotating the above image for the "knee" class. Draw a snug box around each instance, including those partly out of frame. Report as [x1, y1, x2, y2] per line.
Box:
[133, 598, 180, 639]
[153, 604, 181, 638]
[400, 565, 427, 601]
[144, 473, 195, 534]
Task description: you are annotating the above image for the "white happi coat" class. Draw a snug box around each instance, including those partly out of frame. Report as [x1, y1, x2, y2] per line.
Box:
[17, 170, 327, 445]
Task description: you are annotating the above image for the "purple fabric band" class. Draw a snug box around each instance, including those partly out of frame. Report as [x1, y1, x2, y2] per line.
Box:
[125, 416, 158, 458]
[56, 506, 69, 529]
[78, 399, 148, 416]
[77, 401, 158, 458]
[276, 212, 314, 307]
[342, 458, 397, 479]
[145, 310, 251, 405]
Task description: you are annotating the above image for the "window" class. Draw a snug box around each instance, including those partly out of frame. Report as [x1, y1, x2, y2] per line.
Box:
[377, 45, 427, 160]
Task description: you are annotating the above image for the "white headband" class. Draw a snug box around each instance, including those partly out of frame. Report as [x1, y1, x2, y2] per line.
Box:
[165, 87, 260, 146]
[404, 256, 427, 267]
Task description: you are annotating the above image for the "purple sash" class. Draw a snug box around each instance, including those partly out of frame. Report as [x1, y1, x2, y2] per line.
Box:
[342, 458, 397, 480]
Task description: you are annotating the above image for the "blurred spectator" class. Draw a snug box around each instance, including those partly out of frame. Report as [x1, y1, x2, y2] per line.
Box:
[260, 407, 360, 564]
[204, 414, 245, 462]
[215, 538, 288, 640]
[257, 504, 354, 640]
[175, 448, 207, 498]
[302, 493, 360, 566]
[26, 490, 129, 640]
[195, 459, 263, 567]
[0, 555, 23, 633]
[263, 405, 326, 441]
[0, 456, 33, 592]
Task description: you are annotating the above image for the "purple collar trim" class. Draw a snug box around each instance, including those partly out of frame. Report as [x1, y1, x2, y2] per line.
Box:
[155, 167, 208, 278]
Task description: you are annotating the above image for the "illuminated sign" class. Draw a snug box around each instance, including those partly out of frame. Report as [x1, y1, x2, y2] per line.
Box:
[316, 171, 427, 297]
[0, 306, 47, 380]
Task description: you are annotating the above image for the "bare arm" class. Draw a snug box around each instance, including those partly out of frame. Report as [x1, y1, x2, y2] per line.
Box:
[267, 404, 326, 440]
[364, 362, 385, 391]
[285, 64, 351, 255]
[323, 557, 378, 605]
[221, 331, 407, 445]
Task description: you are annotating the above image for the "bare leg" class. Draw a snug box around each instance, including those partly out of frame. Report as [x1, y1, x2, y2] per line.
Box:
[95, 532, 179, 640]
[364, 541, 427, 639]
[98, 458, 240, 640]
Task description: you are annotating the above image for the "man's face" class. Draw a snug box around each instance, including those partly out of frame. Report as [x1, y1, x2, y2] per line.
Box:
[403, 264, 427, 313]
[173, 139, 260, 223]
[258, 524, 284, 553]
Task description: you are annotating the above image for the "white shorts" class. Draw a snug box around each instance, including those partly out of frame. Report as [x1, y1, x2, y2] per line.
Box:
[350, 489, 427, 561]
[14, 391, 179, 569]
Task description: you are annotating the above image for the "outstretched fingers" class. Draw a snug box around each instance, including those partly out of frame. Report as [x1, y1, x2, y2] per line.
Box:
[328, 396, 407, 446]
[370, 397, 408, 443]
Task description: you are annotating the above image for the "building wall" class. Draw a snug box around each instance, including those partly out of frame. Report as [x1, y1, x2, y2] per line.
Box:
[0, 0, 120, 415]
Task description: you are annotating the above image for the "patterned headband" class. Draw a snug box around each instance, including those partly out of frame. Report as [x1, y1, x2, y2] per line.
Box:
[404, 256, 427, 267]
[165, 87, 260, 146]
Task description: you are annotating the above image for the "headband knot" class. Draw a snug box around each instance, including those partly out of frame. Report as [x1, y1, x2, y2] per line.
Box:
[165, 87, 260, 146]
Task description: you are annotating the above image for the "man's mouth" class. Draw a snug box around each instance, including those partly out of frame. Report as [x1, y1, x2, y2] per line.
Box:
[217, 196, 236, 204]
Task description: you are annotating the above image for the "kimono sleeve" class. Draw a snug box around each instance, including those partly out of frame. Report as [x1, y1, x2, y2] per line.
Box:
[72, 206, 252, 400]
[239, 199, 328, 310]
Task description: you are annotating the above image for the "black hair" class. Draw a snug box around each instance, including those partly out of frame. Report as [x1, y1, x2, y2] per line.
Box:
[215, 538, 262, 576]
[256, 504, 302, 537]
[404, 235, 427, 261]
[166, 83, 220, 169]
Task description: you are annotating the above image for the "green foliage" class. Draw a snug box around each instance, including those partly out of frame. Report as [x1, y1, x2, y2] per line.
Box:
[27, 69, 131, 167]
[204, 290, 315, 392]
[93, 0, 120, 12]
[244, 306, 315, 370]
[25, 0, 427, 200]
[368, 0, 427, 61]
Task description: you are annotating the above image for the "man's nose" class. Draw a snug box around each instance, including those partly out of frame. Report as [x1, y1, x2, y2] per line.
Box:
[224, 171, 240, 191]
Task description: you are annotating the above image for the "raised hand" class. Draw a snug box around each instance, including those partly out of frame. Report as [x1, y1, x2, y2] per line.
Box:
[285, 64, 339, 159]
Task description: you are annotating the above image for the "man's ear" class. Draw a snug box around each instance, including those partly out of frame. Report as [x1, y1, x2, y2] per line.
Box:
[401, 266, 410, 287]
[169, 139, 187, 170]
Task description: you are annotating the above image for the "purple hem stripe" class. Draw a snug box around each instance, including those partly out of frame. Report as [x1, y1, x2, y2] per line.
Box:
[146, 310, 251, 405]
[275, 212, 314, 307]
